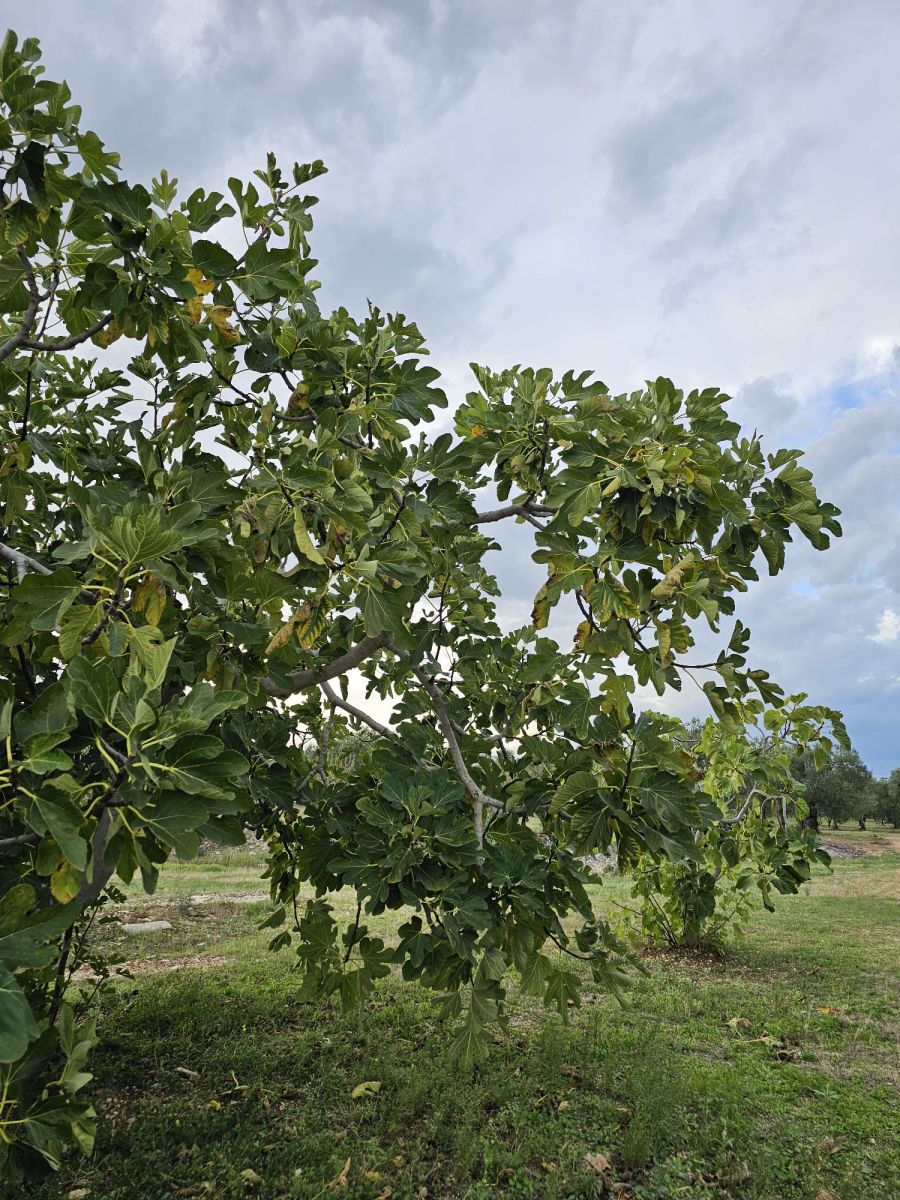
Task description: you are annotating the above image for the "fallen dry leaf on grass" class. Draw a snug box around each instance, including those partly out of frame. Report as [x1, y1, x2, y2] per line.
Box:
[328, 1157, 351, 1189]
[818, 1136, 846, 1156]
[584, 1152, 612, 1175]
[351, 1080, 382, 1099]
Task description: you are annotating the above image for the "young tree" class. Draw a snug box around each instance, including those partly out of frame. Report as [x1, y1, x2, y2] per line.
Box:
[0, 33, 844, 1178]
[792, 745, 874, 830]
[629, 697, 843, 949]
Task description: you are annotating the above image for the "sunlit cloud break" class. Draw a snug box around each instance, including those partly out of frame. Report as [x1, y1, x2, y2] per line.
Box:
[872, 608, 900, 644]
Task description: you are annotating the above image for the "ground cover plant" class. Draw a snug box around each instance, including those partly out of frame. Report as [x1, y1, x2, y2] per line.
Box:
[0, 29, 860, 1185]
[29, 835, 900, 1200]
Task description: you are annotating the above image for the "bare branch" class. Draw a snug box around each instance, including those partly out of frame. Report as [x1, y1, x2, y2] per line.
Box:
[468, 502, 556, 525]
[261, 631, 391, 697]
[76, 809, 117, 906]
[0, 831, 40, 851]
[320, 679, 395, 739]
[409, 663, 503, 856]
[0, 540, 52, 578]
[716, 786, 764, 827]
[22, 311, 113, 353]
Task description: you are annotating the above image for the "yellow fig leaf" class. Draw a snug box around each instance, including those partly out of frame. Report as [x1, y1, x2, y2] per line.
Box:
[574, 620, 592, 651]
[50, 859, 81, 903]
[209, 305, 240, 344]
[288, 383, 309, 412]
[656, 621, 672, 660]
[132, 574, 166, 626]
[650, 553, 694, 601]
[293, 509, 326, 565]
[186, 266, 215, 296]
[295, 596, 329, 649]
[184, 295, 204, 327]
[94, 318, 122, 349]
[265, 619, 296, 657]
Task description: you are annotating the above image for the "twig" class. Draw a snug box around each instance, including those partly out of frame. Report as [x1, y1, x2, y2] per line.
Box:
[0, 831, 40, 851]
[319, 679, 394, 739]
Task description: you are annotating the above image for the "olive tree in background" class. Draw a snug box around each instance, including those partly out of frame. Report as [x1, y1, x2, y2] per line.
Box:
[792, 745, 875, 831]
[0, 33, 846, 1180]
[872, 770, 900, 829]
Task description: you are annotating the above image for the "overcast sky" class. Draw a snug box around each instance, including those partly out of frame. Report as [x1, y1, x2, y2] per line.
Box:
[12, 0, 900, 773]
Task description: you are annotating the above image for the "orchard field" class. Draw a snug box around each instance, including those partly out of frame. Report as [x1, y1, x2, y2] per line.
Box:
[37, 833, 899, 1200]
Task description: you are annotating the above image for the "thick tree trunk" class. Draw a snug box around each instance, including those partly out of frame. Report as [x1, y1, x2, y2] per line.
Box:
[801, 803, 819, 833]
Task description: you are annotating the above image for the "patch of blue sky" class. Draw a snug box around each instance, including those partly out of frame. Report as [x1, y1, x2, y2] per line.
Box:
[790, 580, 819, 597]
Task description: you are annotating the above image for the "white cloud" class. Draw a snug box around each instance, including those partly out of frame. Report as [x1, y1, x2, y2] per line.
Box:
[872, 609, 900, 644]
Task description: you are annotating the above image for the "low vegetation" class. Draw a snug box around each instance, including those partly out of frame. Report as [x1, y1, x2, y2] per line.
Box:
[35, 833, 900, 1200]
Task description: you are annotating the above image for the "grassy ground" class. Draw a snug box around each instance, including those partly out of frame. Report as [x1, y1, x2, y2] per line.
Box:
[36, 832, 899, 1200]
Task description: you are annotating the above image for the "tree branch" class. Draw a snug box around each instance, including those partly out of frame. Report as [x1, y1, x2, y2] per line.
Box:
[319, 679, 395, 739]
[408, 662, 502, 857]
[261, 631, 391, 697]
[22, 311, 113, 353]
[0, 831, 40, 851]
[75, 809, 117, 906]
[0, 247, 41, 364]
[468, 502, 556, 525]
[0, 540, 53, 577]
[716, 786, 764, 827]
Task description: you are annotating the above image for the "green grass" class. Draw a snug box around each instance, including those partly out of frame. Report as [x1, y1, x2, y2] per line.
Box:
[36, 846, 899, 1200]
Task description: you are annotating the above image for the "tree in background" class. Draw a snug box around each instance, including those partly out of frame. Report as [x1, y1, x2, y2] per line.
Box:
[0, 33, 845, 1180]
[629, 698, 842, 950]
[872, 770, 900, 828]
[792, 745, 875, 830]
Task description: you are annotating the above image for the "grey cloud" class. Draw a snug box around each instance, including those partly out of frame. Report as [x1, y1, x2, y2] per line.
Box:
[732, 376, 801, 435]
[603, 84, 741, 212]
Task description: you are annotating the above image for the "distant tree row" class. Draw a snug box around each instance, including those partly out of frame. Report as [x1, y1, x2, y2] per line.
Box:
[791, 747, 900, 830]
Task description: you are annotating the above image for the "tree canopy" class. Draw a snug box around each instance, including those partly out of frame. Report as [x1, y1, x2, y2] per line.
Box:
[792, 745, 874, 829]
[0, 31, 846, 1180]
